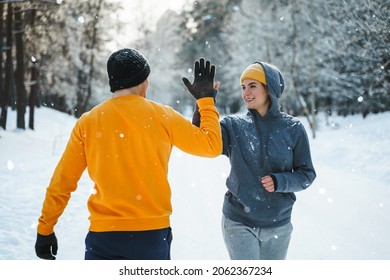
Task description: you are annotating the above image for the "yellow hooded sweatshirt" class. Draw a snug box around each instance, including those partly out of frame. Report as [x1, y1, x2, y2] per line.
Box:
[37, 95, 221, 235]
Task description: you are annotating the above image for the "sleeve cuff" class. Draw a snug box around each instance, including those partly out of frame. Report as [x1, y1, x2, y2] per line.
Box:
[270, 174, 278, 192]
[196, 97, 215, 107]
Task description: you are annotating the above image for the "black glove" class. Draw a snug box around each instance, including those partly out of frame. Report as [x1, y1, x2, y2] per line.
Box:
[35, 233, 58, 260]
[182, 58, 216, 100]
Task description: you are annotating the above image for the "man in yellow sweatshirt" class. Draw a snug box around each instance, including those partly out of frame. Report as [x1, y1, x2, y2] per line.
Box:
[34, 48, 222, 260]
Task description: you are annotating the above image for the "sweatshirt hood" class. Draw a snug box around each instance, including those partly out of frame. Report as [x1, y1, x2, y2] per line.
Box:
[255, 62, 285, 99]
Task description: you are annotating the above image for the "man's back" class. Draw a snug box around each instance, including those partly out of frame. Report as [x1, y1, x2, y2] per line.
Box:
[40, 94, 221, 234]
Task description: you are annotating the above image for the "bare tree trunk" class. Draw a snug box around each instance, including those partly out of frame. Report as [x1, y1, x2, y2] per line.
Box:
[14, 5, 27, 129]
[28, 6, 38, 130]
[1, 3, 14, 130]
[290, 0, 315, 138]
[80, 0, 104, 115]
[29, 60, 39, 130]
[0, 4, 4, 116]
[309, 0, 317, 136]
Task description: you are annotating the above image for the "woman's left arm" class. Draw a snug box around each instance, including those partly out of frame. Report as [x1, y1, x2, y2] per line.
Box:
[269, 123, 316, 193]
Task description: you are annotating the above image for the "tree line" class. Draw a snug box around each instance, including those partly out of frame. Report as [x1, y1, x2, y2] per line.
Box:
[0, 0, 119, 130]
[0, 0, 389, 138]
[144, 0, 389, 138]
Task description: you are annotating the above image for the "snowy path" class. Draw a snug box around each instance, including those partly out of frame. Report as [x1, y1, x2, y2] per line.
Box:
[0, 108, 389, 260]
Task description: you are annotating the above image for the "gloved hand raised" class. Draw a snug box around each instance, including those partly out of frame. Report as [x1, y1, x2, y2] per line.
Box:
[192, 81, 220, 127]
[182, 58, 216, 100]
[35, 233, 58, 260]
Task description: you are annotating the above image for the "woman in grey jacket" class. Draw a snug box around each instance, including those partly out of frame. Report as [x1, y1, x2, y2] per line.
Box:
[219, 62, 316, 260]
[193, 62, 316, 259]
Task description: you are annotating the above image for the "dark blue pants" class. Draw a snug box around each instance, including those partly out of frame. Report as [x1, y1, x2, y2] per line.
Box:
[84, 227, 172, 260]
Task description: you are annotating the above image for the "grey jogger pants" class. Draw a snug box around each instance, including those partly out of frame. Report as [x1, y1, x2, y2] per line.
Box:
[222, 215, 293, 260]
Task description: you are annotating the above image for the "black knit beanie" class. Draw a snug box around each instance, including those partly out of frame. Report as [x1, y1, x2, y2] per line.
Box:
[107, 48, 151, 93]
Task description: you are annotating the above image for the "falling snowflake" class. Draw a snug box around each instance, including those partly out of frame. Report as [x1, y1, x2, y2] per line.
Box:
[7, 160, 14, 171]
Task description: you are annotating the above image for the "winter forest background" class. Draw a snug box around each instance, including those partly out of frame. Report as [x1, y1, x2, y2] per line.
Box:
[0, 0, 389, 138]
[0, 0, 390, 265]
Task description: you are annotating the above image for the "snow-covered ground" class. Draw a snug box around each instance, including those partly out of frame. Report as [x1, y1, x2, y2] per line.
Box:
[0, 107, 389, 260]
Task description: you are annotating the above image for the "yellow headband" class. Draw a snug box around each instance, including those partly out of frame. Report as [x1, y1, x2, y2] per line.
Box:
[240, 63, 267, 85]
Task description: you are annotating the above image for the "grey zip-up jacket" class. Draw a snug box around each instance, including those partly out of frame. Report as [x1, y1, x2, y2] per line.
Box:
[221, 62, 316, 228]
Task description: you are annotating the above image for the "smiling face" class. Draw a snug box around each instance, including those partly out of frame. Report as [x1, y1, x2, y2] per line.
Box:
[241, 79, 270, 116]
